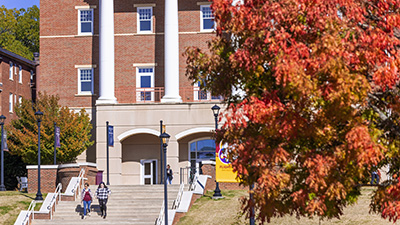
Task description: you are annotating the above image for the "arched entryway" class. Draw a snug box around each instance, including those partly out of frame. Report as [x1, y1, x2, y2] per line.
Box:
[121, 133, 161, 185]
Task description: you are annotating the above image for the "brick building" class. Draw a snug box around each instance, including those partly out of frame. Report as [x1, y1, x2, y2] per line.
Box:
[39, 0, 223, 185]
[0, 48, 37, 123]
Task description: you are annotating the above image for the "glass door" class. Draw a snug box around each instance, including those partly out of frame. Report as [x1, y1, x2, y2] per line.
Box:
[142, 159, 157, 185]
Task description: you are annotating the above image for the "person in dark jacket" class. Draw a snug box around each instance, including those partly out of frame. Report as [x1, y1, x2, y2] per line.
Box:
[166, 164, 173, 184]
[96, 182, 111, 219]
[81, 183, 93, 219]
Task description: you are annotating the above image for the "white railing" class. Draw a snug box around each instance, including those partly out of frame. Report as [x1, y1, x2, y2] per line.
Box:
[22, 200, 36, 225]
[172, 183, 185, 209]
[156, 201, 165, 225]
[48, 183, 62, 219]
[75, 168, 86, 201]
[189, 175, 199, 191]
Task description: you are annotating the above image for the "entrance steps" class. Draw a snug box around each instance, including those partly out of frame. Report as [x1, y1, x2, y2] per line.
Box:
[32, 184, 183, 225]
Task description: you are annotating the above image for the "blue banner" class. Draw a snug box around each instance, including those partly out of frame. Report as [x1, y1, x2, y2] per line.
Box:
[55, 126, 61, 148]
[108, 125, 114, 147]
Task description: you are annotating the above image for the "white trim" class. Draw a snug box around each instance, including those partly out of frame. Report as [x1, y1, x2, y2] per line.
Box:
[75, 5, 97, 9]
[132, 63, 157, 67]
[40, 35, 79, 38]
[201, 160, 216, 165]
[9, 93, 13, 112]
[78, 162, 97, 167]
[175, 127, 213, 140]
[136, 67, 155, 102]
[9, 61, 13, 80]
[137, 6, 153, 34]
[118, 128, 160, 141]
[26, 165, 59, 169]
[78, 9, 94, 35]
[75, 64, 97, 68]
[134, 3, 156, 7]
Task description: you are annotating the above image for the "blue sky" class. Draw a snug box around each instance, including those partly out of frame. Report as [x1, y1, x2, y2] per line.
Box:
[0, 0, 39, 9]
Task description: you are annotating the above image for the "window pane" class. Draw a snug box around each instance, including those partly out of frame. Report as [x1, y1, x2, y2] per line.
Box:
[140, 21, 151, 31]
[138, 68, 153, 73]
[80, 10, 92, 22]
[140, 92, 151, 101]
[202, 6, 213, 19]
[141, 76, 151, 88]
[81, 22, 92, 33]
[80, 69, 92, 81]
[197, 139, 215, 152]
[203, 19, 214, 30]
[197, 152, 215, 160]
[190, 142, 196, 152]
[81, 81, 92, 92]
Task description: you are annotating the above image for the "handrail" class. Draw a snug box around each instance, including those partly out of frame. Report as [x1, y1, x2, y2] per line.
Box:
[172, 183, 185, 209]
[155, 201, 165, 225]
[48, 183, 62, 220]
[75, 168, 86, 201]
[22, 200, 36, 225]
[190, 175, 199, 191]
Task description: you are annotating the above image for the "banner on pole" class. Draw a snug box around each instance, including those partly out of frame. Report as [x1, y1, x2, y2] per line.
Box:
[3, 130, 8, 152]
[108, 125, 114, 147]
[215, 142, 239, 183]
[55, 126, 61, 148]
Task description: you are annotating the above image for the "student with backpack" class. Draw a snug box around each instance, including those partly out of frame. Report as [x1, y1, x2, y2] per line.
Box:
[96, 182, 111, 219]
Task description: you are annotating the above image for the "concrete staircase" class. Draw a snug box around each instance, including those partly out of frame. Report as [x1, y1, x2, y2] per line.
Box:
[32, 185, 182, 225]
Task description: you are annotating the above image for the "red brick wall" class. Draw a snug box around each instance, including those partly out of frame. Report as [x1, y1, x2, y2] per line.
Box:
[0, 55, 36, 124]
[39, 0, 215, 107]
[27, 167, 58, 194]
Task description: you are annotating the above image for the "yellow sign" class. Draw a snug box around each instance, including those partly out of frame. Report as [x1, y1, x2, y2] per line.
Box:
[215, 142, 239, 183]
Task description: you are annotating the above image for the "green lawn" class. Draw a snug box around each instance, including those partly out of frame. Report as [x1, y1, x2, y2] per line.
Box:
[0, 191, 45, 225]
[177, 188, 395, 225]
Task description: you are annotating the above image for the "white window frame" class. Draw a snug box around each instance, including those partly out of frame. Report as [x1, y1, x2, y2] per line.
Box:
[19, 96, 22, 105]
[78, 9, 94, 35]
[9, 61, 13, 80]
[9, 93, 13, 113]
[19, 65, 23, 83]
[200, 4, 214, 32]
[78, 68, 94, 95]
[193, 81, 222, 101]
[140, 159, 158, 185]
[136, 67, 155, 102]
[137, 7, 153, 33]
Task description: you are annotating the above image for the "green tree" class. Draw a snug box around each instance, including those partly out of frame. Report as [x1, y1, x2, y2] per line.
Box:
[0, 5, 39, 59]
[7, 92, 94, 165]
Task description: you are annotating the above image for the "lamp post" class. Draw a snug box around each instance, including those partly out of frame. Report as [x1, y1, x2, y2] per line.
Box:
[211, 104, 222, 198]
[159, 132, 170, 225]
[0, 115, 6, 191]
[35, 110, 44, 201]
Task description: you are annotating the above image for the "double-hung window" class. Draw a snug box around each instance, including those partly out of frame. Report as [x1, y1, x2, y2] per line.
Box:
[200, 5, 214, 31]
[79, 9, 93, 35]
[9, 93, 13, 112]
[9, 62, 13, 80]
[137, 7, 153, 33]
[19, 65, 22, 83]
[136, 67, 154, 102]
[194, 81, 222, 101]
[78, 68, 94, 94]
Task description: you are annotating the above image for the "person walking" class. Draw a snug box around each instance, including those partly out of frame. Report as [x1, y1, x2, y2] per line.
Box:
[166, 164, 173, 184]
[81, 183, 93, 219]
[96, 182, 111, 219]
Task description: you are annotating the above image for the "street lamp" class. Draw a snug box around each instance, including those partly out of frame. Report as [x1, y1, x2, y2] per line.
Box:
[211, 104, 222, 198]
[0, 115, 6, 191]
[159, 131, 170, 225]
[35, 110, 44, 201]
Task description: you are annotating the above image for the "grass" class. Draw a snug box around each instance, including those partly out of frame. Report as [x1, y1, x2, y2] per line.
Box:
[177, 187, 396, 225]
[0, 191, 46, 225]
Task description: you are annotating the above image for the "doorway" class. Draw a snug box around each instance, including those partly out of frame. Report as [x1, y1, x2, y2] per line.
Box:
[141, 159, 158, 185]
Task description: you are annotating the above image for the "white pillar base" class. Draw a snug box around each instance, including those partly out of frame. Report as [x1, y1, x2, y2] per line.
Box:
[161, 95, 182, 103]
[96, 98, 118, 105]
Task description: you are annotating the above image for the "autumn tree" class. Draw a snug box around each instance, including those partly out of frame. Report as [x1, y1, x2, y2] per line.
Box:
[0, 5, 39, 59]
[185, 0, 400, 223]
[7, 93, 94, 165]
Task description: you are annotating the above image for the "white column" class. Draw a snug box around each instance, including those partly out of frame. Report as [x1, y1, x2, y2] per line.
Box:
[97, 0, 117, 104]
[161, 0, 182, 103]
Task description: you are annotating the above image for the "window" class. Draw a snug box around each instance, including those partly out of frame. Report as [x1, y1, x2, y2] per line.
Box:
[30, 70, 34, 84]
[137, 7, 153, 33]
[136, 67, 154, 101]
[19, 65, 22, 83]
[9, 93, 13, 112]
[9, 62, 13, 80]
[78, 68, 93, 94]
[79, 9, 93, 35]
[200, 5, 214, 31]
[189, 139, 216, 173]
[193, 81, 222, 101]
[19, 96, 22, 105]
